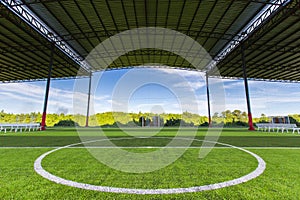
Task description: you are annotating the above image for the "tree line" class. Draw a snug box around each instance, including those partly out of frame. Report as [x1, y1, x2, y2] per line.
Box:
[0, 110, 299, 127]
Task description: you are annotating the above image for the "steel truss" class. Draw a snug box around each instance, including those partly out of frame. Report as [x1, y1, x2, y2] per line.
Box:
[1, 0, 90, 71]
[210, 0, 299, 76]
[213, 0, 291, 65]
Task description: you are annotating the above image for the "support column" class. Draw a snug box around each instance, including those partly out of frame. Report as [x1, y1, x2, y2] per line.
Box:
[41, 43, 54, 131]
[241, 43, 255, 131]
[205, 72, 212, 127]
[85, 71, 92, 127]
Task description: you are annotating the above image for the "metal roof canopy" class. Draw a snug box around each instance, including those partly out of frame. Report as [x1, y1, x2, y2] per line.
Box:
[0, 2, 89, 82]
[0, 0, 299, 82]
[211, 0, 300, 82]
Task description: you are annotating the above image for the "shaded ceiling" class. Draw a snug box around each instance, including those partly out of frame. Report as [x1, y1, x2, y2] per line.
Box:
[0, 1, 87, 82]
[0, 0, 299, 82]
[211, 0, 300, 82]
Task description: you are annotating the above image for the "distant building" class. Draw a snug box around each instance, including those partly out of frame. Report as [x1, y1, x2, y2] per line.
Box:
[139, 116, 163, 127]
[270, 116, 290, 124]
[139, 116, 151, 127]
[151, 116, 164, 127]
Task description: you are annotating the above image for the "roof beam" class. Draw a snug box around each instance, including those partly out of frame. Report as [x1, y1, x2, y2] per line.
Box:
[201, 1, 235, 51]
[120, 0, 134, 66]
[89, 0, 115, 68]
[9, 0, 68, 6]
[0, 12, 82, 73]
[58, 29, 239, 43]
[1, 0, 90, 71]
[211, 1, 260, 58]
[249, 0, 286, 6]
[217, 0, 298, 68]
[211, 0, 291, 70]
[105, 0, 126, 67]
[0, 44, 48, 54]
[217, 6, 300, 77]
[178, 0, 202, 67]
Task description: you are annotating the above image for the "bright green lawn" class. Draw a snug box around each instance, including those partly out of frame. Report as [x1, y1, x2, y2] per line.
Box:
[0, 128, 300, 199]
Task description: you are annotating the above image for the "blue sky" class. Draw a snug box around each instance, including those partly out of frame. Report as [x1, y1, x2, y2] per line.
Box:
[0, 68, 299, 118]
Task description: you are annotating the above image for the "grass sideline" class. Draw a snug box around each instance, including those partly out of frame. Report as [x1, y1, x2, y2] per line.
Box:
[1, 127, 300, 199]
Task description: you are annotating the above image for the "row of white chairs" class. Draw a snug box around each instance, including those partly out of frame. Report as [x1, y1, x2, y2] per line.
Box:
[256, 123, 300, 134]
[0, 123, 41, 133]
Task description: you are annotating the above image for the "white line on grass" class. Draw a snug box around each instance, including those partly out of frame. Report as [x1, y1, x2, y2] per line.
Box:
[1, 146, 300, 149]
[34, 137, 267, 194]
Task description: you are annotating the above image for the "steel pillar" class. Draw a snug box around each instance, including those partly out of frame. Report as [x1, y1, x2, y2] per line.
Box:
[241, 43, 255, 131]
[85, 71, 92, 127]
[41, 43, 54, 130]
[205, 72, 212, 127]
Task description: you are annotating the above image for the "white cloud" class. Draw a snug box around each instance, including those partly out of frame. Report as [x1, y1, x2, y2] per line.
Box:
[1, 69, 299, 118]
[173, 81, 205, 91]
[0, 82, 80, 114]
[0, 91, 42, 103]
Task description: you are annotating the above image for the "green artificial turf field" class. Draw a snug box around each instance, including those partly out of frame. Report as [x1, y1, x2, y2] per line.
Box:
[1, 127, 300, 199]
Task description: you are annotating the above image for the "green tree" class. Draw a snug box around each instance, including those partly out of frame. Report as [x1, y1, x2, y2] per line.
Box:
[232, 110, 242, 123]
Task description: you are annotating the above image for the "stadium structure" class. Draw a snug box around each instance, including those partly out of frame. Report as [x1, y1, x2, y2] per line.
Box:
[0, 0, 299, 130]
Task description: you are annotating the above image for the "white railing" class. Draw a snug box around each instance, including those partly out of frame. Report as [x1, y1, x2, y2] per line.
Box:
[0, 123, 41, 133]
[256, 123, 300, 134]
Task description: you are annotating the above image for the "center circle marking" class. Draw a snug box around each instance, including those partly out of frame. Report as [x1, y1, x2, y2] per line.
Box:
[34, 137, 266, 194]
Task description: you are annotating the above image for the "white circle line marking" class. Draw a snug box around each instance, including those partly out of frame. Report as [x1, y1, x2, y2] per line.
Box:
[34, 137, 266, 194]
[1, 146, 300, 149]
